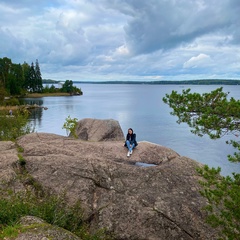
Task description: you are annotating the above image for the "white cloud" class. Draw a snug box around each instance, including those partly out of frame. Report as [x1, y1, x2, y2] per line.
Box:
[115, 45, 129, 56]
[183, 54, 213, 69]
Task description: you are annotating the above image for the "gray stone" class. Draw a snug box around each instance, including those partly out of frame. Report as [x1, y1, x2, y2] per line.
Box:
[74, 118, 125, 141]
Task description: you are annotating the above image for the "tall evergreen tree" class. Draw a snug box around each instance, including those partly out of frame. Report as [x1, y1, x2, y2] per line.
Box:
[22, 61, 31, 91]
[22, 62, 37, 92]
[29, 62, 36, 92]
[35, 59, 43, 92]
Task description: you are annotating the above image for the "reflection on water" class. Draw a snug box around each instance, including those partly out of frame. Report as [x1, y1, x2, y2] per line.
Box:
[21, 98, 44, 130]
[20, 84, 240, 176]
[29, 108, 43, 130]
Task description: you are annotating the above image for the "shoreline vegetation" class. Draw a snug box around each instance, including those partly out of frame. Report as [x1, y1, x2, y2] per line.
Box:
[24, 92, 75, 97]
[43, 79, 240, 85]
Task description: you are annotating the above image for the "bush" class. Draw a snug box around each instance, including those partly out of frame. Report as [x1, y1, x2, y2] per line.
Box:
[0, 109, 34, 141]
[62, 115, 78, 138]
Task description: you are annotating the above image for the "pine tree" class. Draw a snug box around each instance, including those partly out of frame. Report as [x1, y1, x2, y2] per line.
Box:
[28, 62, 36, 92]
[35, 59, 43, 92]
[22, 62, 31, 91]
[163, 87, 240, 239]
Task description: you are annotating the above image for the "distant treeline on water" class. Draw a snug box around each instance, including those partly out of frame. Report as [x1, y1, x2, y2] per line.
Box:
[43, 79, 240, 85]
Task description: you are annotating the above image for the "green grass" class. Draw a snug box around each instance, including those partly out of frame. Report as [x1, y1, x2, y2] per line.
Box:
[0, 225, 22, 239]
[0, 190, 113, 240]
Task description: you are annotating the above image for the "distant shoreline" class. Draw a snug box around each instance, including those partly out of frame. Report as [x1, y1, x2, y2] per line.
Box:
[74, 79, 240, 85]
[43, 79, 240, 85]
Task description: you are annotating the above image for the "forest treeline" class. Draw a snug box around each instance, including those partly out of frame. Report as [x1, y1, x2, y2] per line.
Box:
[0, 57, 43, 97]
[0, 57, 82, 102]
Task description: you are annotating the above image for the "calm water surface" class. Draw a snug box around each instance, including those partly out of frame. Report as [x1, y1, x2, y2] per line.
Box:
[24, 84, 240, 176]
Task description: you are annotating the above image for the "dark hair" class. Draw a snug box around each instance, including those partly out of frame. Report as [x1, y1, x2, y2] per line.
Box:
[128, 128, 133, 133]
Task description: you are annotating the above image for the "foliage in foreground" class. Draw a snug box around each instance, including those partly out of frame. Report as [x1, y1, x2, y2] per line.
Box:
[197, 166, 240, 239]
[0, 109, 34, 141]
[0, 190, 113, 240]
[62, 115, 79, 138]
[163, 87, 240, 239]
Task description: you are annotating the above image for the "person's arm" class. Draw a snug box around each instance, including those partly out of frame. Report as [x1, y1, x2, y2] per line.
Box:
[133, 134, 137, 145]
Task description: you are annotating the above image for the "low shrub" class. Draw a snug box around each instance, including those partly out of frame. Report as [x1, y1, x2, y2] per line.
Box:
[0, 190, 113, 240]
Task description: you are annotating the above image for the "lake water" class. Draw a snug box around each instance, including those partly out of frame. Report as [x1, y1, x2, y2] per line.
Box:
[23, 83, 240, 176]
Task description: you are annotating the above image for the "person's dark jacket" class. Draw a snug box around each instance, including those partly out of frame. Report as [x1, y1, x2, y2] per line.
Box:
[124, 133, 138, 147]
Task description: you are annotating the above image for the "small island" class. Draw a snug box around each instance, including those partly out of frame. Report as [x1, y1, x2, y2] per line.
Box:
[27, 79, 82, 98]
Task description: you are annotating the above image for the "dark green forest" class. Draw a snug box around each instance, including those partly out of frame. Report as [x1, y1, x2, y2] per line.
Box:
[0, 57, 82, 103]
[0, 57, 43, 98]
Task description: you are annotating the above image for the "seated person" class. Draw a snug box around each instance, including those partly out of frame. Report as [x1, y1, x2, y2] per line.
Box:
[124, 128, 138, 157]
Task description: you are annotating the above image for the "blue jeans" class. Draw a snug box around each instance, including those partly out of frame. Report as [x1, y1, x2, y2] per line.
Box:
[126, 140, 135, 152]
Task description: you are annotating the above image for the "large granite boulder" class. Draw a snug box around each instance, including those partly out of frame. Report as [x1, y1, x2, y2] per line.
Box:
[9, 132, 218, 240]
[74, 118, 125, 141]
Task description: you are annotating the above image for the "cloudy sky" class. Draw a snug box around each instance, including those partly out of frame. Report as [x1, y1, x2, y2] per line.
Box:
[1, 0, 240, 81]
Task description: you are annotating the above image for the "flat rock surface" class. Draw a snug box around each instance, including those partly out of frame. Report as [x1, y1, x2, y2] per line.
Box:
[10, 132, 218, 240]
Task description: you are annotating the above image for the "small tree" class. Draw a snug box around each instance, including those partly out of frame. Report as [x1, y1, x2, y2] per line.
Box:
[163, 87, 240, 239]
[61, 80, 74, 94]
[62, 115, 78, 138]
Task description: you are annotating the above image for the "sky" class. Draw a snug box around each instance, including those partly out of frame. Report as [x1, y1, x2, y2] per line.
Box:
[1, 0, 240, 81]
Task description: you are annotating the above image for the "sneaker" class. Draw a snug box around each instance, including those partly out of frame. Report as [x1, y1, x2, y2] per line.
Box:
[130, 150, 133, 155]
[127, 151, 130, 157]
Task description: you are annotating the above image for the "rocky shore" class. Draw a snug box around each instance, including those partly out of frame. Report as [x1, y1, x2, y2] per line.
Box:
[0, 118, 219, 239]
